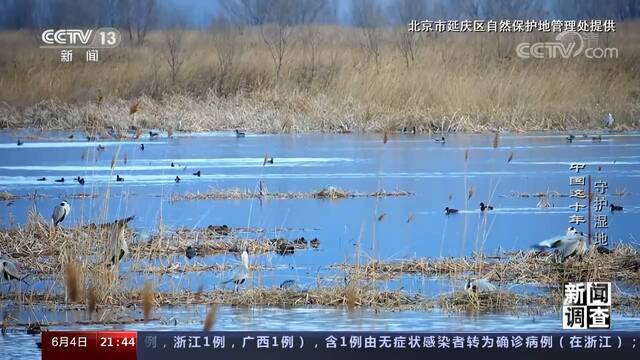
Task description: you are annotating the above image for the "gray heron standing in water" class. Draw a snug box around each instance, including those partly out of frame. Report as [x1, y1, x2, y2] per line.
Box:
[52, 201, 70, 227]
[223, 250, 249, 292]
[106, 216, 135, 267]
[603, 113, 614, 128]
[1, 253, 28, 286]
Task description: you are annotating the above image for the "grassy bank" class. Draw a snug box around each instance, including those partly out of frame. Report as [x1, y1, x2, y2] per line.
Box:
[1, 24, 640, 133]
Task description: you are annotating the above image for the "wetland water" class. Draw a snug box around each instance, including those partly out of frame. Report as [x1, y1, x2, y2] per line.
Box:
[1, 131, 639, 358]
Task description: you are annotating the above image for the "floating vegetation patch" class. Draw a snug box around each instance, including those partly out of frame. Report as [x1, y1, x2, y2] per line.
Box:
[170, 187, 413, 202]
[0, 191, 48, 202]
[509, 191, 569, 198]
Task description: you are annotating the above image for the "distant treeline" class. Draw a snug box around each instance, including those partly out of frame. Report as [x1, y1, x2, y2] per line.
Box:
[1, 0, 639, 31]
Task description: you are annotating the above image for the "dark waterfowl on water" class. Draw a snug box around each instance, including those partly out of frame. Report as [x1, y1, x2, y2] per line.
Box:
[434, 136, 445, 144]
[402, 126, 417, 134]
[235, 129, 246, 138]
[140, 144, 145, 151]
[116, 175, 124, 182]
[591, 135, 602, 142]
[25, 323, 41, 335]
[193, 170, 201, 177]
[68, 134, 74, 139]
[75, 176, 85, 185]
[171, 162, 175, 167]
[97, 144, 105, 151]
[37, 177, 46, 181]
[280, 279, 298, 290]
[310, 238, 320, 248]
[480, 202, 494, 212]
[149, 131, 159, 138]
[610, 204, 623, 212]
[566, 134, 575, 143]
[54, 177, 64, 183]
[596, 246, 613, 254]
[175, 176, 181, 183]
[207, 224, 230, 235]
[185, 246, 198, 259]
[293, 237, 307, 245]
[445, 207, 458, 215]
[277, 243, 295, 255]
[17, 139, 23, 146]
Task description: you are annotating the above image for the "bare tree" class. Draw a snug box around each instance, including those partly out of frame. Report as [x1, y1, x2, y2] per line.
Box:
[484, 0, 543, 58]
[210, 15, 244, 94]
[395, 0, 426, 68]
[351, 0, 383, 67]
[117, 0, 156, 46]
[452, 0, 482, 19]
[162, 22, 186, 84]
[289, 0, 327, 24]
[301, 24, 321, 85]
[220, 0, 271, 25]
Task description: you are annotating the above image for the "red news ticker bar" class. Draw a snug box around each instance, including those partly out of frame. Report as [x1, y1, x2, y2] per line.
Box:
[42, 330, 137, 360]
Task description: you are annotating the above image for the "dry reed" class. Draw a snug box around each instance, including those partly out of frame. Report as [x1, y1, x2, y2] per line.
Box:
[2, 25, 639, 133]
[203, 304, 219, 331]
[64, 262, 81, 303]
[141, 281, 154, 323]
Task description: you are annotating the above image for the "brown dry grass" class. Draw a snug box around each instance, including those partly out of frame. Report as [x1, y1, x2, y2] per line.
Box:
[334, 245, 640, 285]
[1, 24, 639, 133]
[2, 286, 639, 316]
[1, 287, 426, 310]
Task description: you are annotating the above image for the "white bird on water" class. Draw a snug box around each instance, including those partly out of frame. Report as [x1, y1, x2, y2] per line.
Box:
[223, 250, 249, 292]
[51, 201, 70, 227]
[534, 227, 587, 261]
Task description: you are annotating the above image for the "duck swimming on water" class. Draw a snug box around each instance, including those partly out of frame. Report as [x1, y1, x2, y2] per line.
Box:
[445, 207, 459, 215]
[480, 202, 494, 212]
